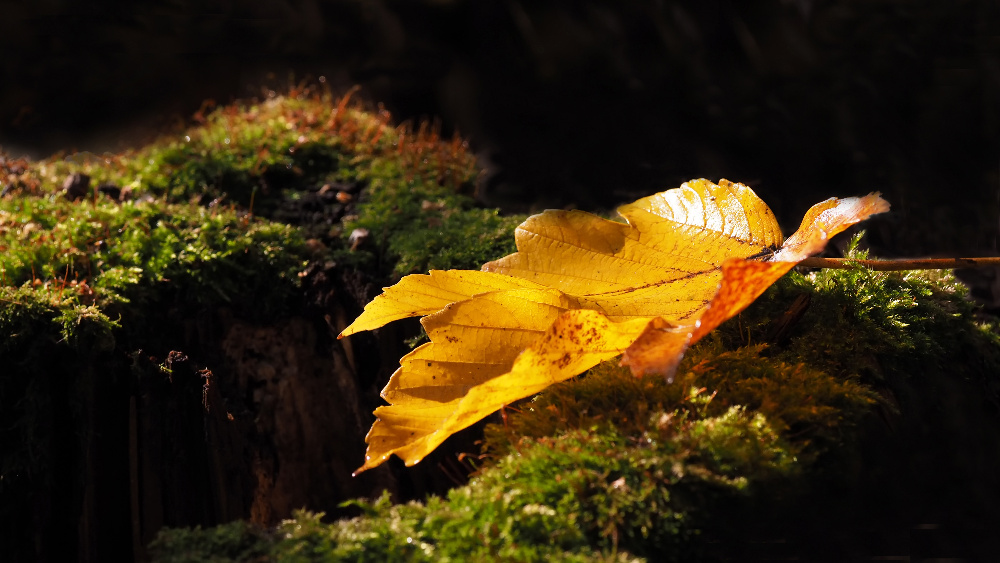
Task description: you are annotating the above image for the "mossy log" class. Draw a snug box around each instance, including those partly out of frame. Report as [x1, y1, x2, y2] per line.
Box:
[3, 91, 1000, 562]
[0, 90, 518, 562]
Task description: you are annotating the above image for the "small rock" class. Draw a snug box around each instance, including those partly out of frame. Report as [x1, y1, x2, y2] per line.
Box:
[340, 180, 364, 194]
[304, 238, 328, 256]
[97, 183, 121, 201]
[62, 173, 91, 201]
[317, 184, 339, 203]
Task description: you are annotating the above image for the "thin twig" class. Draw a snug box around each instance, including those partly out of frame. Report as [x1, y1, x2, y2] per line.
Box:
[799, 257, 1000, 271]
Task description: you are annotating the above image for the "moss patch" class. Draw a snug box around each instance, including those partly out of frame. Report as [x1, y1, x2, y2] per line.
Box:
[0, 197, 306, 316]
[4, 88, 523, 278]
[149, 236, 1000, 560]
[6, 88, 998, 560]
[0, 89, 524, 561]
[152, 403, 792, 562]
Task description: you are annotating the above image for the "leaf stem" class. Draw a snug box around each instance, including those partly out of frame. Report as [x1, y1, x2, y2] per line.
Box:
[798, 257, 1000, 271]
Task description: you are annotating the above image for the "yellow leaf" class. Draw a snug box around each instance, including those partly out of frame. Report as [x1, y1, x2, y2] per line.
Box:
[340, 270, 543, 337]
[483, 179, 783, 321]
[341, 179, 889, 473]
[357, 287, 577, 471]
[358, 304, 660, 473]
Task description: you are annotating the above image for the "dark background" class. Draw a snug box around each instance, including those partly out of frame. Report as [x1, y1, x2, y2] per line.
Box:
[2, 0, 998, 255]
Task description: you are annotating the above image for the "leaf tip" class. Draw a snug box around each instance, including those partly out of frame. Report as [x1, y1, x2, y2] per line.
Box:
[620, 318, 691, 379]
[353, 453, 384, 475]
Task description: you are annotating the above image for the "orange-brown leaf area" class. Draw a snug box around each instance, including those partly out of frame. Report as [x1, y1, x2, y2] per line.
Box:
[341, 179, 889, 472]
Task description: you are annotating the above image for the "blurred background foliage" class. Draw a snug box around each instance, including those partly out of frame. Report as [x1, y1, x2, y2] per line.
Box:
[1, 0, 998, 255]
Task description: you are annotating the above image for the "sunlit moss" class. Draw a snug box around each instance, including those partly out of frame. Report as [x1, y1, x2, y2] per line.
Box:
[146, 520, 270, 563]
[8, 89, 521, 278]
[154, 404, 792, 562]
[150, 233, 1000, 561]
[7, 90, 998, 560]
[1, 90, 519, 533]
[0, 88, 517, 353]
[0, 197, 306, 313]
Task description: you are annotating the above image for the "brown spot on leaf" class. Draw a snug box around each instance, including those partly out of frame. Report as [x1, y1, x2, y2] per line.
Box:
[556, 353, 573, 369]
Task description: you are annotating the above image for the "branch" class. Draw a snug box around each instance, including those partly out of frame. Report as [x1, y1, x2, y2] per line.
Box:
[798, 257, 1000, 271]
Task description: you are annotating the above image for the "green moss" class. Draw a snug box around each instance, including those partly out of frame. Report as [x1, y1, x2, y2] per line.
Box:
[2, 90, 522, 542]
[349, 195, 522, 275]
[8, 90, 998, 560]
[148, 520, 271, 563]
[156, 404, 791, 562]
[0, 196, 307, 318]
[12, 90, 522, 278]
[23, 94, 382, 205]
[0, 88, 520, 355]
[343, 140, 524, 275]
[484, 344, 875, 469]
[0, 198, 308, 503]
[149, 234, 1000, 561]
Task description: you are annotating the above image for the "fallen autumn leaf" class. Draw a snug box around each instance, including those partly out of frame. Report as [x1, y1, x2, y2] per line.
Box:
[340, 179, 889, 473]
